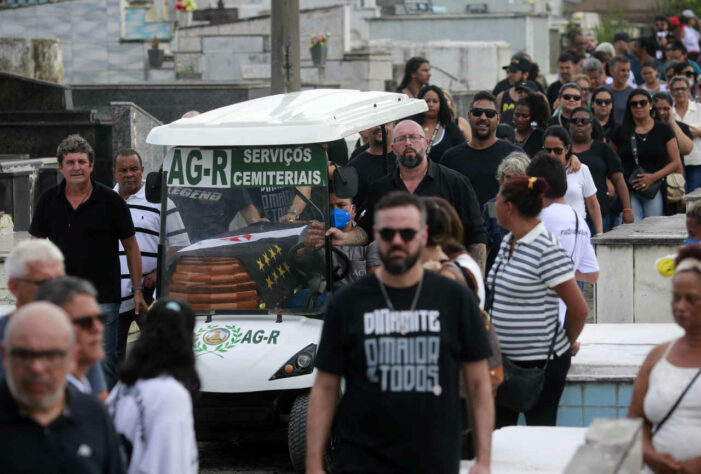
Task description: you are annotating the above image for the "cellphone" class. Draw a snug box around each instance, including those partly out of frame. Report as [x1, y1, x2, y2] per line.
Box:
[487, 202, 496, 218]
[657, 31, 666, 37]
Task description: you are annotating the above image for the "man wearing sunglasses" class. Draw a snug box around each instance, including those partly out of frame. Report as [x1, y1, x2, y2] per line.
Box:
[441, 91, 519, 209]
[35, 277, 108, 400]
[308, 191, 494, 474]
[363, 120, 488, 272]
[0, 302, 123, 473]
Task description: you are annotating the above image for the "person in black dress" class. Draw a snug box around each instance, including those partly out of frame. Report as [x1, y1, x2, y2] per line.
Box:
[413, 85, 466, 162]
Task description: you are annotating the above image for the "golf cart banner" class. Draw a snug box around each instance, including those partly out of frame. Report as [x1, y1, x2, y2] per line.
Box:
[165, 146, 328, 188]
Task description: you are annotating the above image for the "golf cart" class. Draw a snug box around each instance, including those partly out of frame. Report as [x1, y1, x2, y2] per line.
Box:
[144, 89, 426, 472]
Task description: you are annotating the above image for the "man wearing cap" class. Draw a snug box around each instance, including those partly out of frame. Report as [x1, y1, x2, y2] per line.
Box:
[547, 53, 575, 108]
[496, 80, 539, 126]
[492, 54, 540, 96]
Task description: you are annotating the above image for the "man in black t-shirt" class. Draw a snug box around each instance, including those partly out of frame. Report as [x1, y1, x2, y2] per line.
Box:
[441, 91, 520, 207]
[347, 122, 396, 210]
[307, 192, 493, 474]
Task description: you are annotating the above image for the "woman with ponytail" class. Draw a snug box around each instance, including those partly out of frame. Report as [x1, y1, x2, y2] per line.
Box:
[108, 299, 200, 474]
[488, 175, 588, 428]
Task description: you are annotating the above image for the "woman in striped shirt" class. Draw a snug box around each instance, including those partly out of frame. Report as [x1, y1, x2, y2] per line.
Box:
[488, 175, 588, 427]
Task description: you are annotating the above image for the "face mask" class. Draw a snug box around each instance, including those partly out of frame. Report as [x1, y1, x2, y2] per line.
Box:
[685, 238, 700, 245]
[330, 208, 350, 229]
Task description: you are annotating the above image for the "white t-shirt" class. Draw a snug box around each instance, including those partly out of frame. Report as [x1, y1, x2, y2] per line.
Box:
[107, 376, 198, 474]
[673, 100, 701, 166]
[565, 164, 597, 219]
[539, 202, 599, 325]
[682, 26, 701, 53]
[454, 253, 486, 310]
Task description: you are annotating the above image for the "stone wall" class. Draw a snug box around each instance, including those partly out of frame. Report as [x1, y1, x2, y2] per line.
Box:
[111, 102, 165, 175]
[0, 38, 64, 83]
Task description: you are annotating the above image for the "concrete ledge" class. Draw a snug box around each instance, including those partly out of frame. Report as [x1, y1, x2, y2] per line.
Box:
[564, 418, 642, 474]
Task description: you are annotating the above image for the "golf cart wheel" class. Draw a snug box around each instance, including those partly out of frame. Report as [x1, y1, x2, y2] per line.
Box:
[288, 392, 309, 473]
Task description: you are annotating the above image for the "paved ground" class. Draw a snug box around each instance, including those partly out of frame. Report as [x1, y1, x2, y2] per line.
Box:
[199, 435, 295, 474]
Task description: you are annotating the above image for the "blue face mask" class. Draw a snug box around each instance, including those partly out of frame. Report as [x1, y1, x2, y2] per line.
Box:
[686, 238, 700, 245]
[330, 208, 350, 229]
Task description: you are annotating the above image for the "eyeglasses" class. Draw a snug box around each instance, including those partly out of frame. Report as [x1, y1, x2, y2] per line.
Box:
[72, 313, 107, 331]
[571, 117, 592, 125]
[14, 277, 52, 286]
[562, 94, 582, 101]
[684, 71, 695, 77]
[594, 98, 612, 106]
[672, 87, 689, 93]
[393, 135, 425, 144]
[630, 99, 650, 108]
[544, 147, 565, 155]
[9, 347, 70, 368]
[470, 107, 498, 118]
[377, 228, 419, 243]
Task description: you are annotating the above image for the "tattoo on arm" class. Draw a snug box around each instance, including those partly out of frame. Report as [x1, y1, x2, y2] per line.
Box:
[468, 243, 487, 275]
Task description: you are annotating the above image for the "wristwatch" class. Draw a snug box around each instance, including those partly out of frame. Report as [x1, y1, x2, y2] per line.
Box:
[132, 285, 144, 292]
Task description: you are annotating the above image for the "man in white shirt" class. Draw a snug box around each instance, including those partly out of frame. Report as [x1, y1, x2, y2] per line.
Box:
[670, 76, 701, 192]
[113, 149, 190, 362]
[527, 153, 599, 331]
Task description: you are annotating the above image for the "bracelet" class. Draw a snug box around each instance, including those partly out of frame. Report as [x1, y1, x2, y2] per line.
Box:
[132, 285, 144, 292]
[622, 208, 633, 212]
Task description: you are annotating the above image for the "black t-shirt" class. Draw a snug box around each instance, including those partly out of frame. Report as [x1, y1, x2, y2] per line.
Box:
[549, 114, 607, 142]
[492, 77, 511, 97]
[426, 121, 465, 162]
[316, 271, 491, 474]
[29, 180, 135, 304]
[611, 120, 675, 178]
[577, 140, 623, 216]
[516, 128, 545, 157]
[0, 382, 124, 474]
[547, 80, 562, 108]
[346, 150, 396, 209]
[440, 139, 520, 206]
[349, 143, 370, 161]
[362, 160, 488, 246]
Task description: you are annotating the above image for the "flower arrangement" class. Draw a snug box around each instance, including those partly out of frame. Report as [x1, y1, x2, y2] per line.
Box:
[311, 33, 328, 47]
[175, 0, 197, 12]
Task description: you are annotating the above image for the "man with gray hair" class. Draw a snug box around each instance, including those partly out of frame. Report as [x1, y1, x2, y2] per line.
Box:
[36, 277, 108, 400]
[607, 56, 635, 123]
[0, 302, 123, 472]
[582, 57, 606, 94]
[4, 239, 64, 310]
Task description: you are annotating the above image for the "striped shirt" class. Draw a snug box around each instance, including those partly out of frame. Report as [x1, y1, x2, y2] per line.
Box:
[115, 184, 189, 313]
[487, 222, 574, 361]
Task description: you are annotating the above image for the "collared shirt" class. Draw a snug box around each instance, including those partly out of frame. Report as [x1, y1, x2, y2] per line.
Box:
[487, 222, 574, 361]
[673, 100, 701, 166]
[363, 160, 487, 246]
[29, 179, 135, 304]
[114, 184, 190, 312]
[0, 381, 125, 473]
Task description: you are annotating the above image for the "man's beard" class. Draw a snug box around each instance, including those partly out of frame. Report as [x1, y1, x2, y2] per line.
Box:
[7, 372, 66, 411]
[379, 244, 422, 275]
[398, 148, 423, 168]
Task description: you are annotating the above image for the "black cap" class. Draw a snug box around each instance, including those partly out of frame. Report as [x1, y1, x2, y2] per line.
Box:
[514, 80, 538, 92]
[502, 57, 532, 73]
[613, 32, 631, 43]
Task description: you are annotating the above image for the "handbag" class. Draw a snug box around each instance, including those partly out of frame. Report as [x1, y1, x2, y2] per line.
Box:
[487, 258, 558, 412]
[628, 134, 662, 200]
[665, 173, 686, 203]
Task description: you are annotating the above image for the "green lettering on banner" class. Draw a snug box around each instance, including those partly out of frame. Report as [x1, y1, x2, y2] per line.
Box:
[241, 330, 253, 343]
[166, 145, 328, 188]
[253, 330, 265, 344]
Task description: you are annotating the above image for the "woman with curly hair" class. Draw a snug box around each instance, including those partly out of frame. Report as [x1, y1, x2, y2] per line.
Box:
[108, 299, 200, 474]
[513, 93, 550, 157]
[412, 85, 466, 162]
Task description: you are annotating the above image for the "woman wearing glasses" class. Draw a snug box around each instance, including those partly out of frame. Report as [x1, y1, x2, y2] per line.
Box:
[669, 76, 701, 194]
[413, 85, 466, 162]
[543, 126, 603, 234]
[610, 88, 683, 221]
[569, 107, 634, 231]
[488, 175, 587, 427]
[591, 86, 617, 141]
[549, 82, 584, 130]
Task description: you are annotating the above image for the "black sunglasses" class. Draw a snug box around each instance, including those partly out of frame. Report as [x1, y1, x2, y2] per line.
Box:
[72, 313, 107, 331]
[470, 107, 498, 119]
[630, 99, 650, 108]
[544, 147, 565, 155]
[571, 117, 592, 125]
[562, 94, 582, 101]
[594, 98, 612, 105]
[378, 228, 419, 243]
[684, 71, 695, 77]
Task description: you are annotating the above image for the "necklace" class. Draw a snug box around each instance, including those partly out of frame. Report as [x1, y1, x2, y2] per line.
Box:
[635, 131, 649, 142]
[377, 270, 424, 318]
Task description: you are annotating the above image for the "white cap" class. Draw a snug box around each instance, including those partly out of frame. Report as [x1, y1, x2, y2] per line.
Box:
[682, 9, 696, 18]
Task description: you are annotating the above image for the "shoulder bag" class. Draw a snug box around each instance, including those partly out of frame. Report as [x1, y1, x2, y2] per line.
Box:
[627, 134, 663, 200]
[488, 257, 559, 412]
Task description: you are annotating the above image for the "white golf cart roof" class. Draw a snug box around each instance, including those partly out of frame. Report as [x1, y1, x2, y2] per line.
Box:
[146, 89, 427, 146]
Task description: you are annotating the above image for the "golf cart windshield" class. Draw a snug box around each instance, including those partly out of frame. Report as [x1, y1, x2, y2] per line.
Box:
[162, 145, 330, 315]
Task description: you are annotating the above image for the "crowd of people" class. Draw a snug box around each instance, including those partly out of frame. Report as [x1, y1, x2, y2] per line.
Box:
[2, 14, 701, 474]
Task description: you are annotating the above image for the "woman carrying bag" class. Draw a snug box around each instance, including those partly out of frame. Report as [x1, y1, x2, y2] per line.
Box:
[488, 175, 588, 427]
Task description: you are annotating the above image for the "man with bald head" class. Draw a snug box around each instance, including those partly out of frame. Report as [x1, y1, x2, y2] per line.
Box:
[362, 119, 488, 271]
[0, 302, 123, 473]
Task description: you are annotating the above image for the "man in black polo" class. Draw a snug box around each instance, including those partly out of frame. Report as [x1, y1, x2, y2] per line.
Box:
[440, 91, 520, 207]
[29, 134, 146, 389]
[0, 302, 124, 473]
[362, 120, 487, 272]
